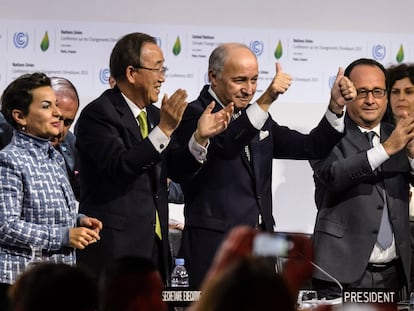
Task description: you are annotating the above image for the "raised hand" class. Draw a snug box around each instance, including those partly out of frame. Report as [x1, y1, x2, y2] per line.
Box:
[194, 101, 234, 146]
[257, 62, 292, 112]
[329, 67, 356, 115]
[384, 111, 414, 156]
[272, 62, 292, 95]
[158, 89, 188, 137]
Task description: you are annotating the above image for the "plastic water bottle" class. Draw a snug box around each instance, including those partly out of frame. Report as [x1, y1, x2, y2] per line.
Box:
[171, 258, 189, 311]
[171, 258, 189, 287]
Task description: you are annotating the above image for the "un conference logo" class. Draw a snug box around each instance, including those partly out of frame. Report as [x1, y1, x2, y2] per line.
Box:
[99, 68, 110, 85]
[13, 32, 29, 48]
[250, 40, 264, 56]
[372, 44, 386, 60]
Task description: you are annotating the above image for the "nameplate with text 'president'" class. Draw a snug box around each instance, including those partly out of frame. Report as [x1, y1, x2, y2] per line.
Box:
[343, 289, 399, 305]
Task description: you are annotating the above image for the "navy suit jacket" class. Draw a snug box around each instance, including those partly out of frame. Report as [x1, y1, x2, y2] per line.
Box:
[58, 131, 80, 200]
[75, 86, 199, 282]
[310, 114, 412, 285]
[0, 112, 13, 150]
[173, 85, 344, 288]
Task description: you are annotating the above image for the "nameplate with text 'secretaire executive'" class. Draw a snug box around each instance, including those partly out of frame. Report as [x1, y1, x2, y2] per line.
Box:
[162, 289, 201, 307]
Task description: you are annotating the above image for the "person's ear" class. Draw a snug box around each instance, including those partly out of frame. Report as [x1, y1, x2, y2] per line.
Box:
[126, 66, 137, 84]
[209, 70, 217, 87]
[11, 109, 27, 128]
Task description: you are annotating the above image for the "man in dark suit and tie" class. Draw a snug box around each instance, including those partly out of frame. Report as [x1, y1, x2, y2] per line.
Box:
[172, 42, 355, 289]
[310, 58, 414, 299]
[74, 32, 233, 283]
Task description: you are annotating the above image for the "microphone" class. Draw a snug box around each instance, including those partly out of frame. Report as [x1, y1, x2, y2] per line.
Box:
[252, 233, 344, 303]
[310, 260, 343, 304]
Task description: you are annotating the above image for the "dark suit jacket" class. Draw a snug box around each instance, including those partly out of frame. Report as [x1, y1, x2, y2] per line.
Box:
[310, 114, 412, 285]
[173, 85, 344, 288]
[57, 131, 80, 200]
[0, 112, 13, 150]
[74, 86, 199, 282]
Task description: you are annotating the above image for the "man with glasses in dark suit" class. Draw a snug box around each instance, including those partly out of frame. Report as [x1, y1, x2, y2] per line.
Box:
[310, 58, 414, 299]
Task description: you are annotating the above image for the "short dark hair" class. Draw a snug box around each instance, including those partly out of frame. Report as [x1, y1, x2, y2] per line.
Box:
[8, 262, 97, 311]
[344, 58, 387, 85]
[109, 32, 157, 82]
[382, 63, 414, 124]
[1, 72, 51, 129]
[387, 63, 414, 90]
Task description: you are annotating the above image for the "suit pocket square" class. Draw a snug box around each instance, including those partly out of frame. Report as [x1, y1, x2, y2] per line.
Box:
[259, 130, 269, 141]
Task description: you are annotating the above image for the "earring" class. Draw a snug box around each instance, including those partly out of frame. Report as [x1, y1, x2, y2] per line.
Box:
[22, 126, 26, 131]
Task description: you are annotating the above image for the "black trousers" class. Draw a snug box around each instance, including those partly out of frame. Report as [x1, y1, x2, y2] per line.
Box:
[313, 258, 407, 300]
[152, 236, 168, 285]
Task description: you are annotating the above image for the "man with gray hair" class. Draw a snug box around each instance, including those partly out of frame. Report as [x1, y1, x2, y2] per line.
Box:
[50, 76, 80, 199]
[173, 42, 355, 288]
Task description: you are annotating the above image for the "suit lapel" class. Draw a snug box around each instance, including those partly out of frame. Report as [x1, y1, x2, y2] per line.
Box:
[146, 104, 160, 133]
[199, 86, 255, 175]
[249, 133, 261, 178]
[145, 104, 163, 195]
[199, 85, 257, 176]
[110, 88, 163, 194]
[344, 115, 372, 152]
[380, 123, 404, 210]
[110, 87, 142, 142]
[344, 116, 386, 200]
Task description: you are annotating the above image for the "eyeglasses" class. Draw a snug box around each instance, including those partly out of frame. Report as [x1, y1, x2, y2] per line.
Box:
[131, 65, 168, 76]
[59, 116, 74, 127]
[356, 88, 387, 99]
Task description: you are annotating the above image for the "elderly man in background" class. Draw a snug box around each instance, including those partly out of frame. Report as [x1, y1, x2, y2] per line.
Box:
[50, 77, 81, 200]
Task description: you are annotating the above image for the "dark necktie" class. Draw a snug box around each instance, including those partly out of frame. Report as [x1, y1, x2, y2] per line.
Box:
[232, 111, 252, 163]
[137, 111, 162, 240]
[365, 131, 393, 249]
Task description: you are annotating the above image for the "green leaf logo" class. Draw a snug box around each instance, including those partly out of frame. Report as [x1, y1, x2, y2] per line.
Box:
[396, 44, 404, 63]
[40, 31, 49, 52]
[172, 36, 181, 56]
[274, 40, 283, 59]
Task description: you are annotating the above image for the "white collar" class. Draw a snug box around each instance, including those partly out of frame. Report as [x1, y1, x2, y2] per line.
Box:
[358, 124, 380, 137]
[121, 92, 146, 119]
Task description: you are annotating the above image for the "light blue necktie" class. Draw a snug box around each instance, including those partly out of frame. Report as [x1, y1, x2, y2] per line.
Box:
[366, 131, 393, 249]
